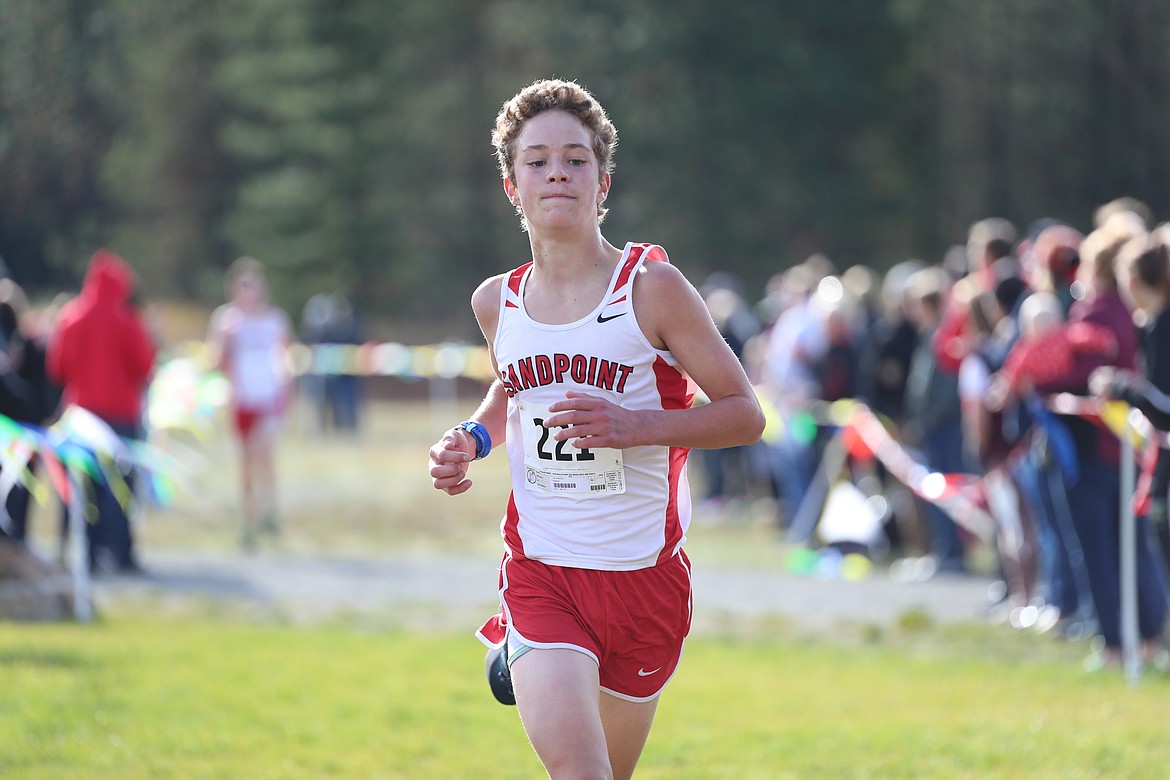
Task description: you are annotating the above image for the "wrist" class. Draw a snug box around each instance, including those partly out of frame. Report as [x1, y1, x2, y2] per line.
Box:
[458, 420, 492, 460]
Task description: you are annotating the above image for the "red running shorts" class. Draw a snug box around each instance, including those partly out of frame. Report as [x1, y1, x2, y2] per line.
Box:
[476, 550, 693, 701]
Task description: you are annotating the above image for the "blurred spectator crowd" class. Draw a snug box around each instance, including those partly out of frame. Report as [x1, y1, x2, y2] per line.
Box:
[700, 196, 1170, 671]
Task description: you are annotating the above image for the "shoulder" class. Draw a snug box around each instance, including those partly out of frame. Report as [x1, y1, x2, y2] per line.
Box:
[268, 305, 293, 332]
[632, 253, 692, 299]
[1153, 310, 1170, 338]
[209, 303, 246, 337]
[631, 253, 706, 347]
[209, 303, 234, 325]
[471, 272, 508, 317]
[471, 272, 510, 344]
[1085, 292, 1130, 319]
[52, 299, 82, 331]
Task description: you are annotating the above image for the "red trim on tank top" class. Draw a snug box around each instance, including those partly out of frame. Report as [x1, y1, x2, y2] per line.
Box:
[505, 263, 531, 308]
[652, 355, 692, 564]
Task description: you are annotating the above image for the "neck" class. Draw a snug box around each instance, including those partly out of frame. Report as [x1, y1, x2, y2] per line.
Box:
[528, 229, 619, 280]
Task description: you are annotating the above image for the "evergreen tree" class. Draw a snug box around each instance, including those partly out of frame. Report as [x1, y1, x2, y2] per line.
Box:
[0, 0, 121, 287]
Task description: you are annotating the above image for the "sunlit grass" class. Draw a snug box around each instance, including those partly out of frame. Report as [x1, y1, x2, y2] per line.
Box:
[0, 616, 1167, 779]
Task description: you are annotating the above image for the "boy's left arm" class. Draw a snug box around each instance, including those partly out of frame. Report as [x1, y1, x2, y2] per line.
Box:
[548, 262, 764, 450]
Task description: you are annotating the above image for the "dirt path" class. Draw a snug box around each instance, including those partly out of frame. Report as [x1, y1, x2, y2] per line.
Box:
[93, 549, 996, 634]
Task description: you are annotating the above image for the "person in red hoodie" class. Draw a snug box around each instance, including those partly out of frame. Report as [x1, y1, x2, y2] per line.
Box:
[47, 249, 156, 574]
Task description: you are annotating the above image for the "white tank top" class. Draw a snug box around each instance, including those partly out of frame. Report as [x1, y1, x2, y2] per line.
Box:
[494, 242, 693, 571]
[225, 308, 287, 410]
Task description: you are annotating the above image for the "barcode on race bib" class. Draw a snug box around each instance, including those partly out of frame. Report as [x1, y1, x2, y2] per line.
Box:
[517, 399, 626, 497]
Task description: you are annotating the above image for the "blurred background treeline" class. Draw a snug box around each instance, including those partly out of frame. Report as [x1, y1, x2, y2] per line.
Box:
[3, 0, 1170, 341]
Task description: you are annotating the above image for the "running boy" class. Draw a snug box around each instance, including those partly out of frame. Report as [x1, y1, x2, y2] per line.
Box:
[428, 79, 764, 778]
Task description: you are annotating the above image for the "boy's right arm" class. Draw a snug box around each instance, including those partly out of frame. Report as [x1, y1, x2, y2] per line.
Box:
[428, 275, 506, 496]
[428, 380, 507, 495]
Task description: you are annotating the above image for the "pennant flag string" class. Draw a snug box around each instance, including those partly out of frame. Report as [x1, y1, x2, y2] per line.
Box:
[779, 394, 1157, 545]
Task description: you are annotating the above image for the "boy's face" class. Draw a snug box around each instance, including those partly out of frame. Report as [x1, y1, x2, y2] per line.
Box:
[504, 110, 609, 232]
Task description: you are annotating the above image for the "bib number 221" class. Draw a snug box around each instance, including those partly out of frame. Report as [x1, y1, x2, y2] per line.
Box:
[533, 417, 595, 462]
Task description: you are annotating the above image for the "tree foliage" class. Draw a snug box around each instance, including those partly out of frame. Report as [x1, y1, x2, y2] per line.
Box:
[2, 0, 1169, 339]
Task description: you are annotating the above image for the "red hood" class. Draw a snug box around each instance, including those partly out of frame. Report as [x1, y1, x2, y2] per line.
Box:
[80, 249, 135, 306]
[46, 248, 156, 424]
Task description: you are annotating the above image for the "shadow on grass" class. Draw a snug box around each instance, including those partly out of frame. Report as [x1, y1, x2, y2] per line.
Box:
[0, 647, 90, 669]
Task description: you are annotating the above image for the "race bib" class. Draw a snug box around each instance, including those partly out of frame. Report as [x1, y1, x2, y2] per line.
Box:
[517, 399, 625, 497]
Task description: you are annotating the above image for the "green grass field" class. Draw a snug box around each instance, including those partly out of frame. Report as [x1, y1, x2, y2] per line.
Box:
[2, 617, 1168, 778]
[6, 395, 1170, 778]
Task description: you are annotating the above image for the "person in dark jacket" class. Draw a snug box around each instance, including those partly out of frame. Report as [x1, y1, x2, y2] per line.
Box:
[1029, 222, 1168, 668]
[0, 279, 62, 542]
[1097, 226, 1170, 579]
[46, 250, 156, 573]
[903, 266, 967, 573]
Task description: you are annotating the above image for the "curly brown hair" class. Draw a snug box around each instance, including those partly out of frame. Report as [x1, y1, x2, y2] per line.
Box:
[492, 79, 618, 224]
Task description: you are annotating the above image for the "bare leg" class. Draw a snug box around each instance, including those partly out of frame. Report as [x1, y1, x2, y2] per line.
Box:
[237, 415, 281, 549]
[239, 439, 257, 545]
[600, 692, 659, 780]
[511, 649, 660, 779]
[251, 417, 280, 532]
[512, 649, 612, 779]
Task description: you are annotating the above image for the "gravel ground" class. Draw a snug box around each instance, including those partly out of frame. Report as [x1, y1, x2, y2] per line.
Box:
[92, 548, 997, 634]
